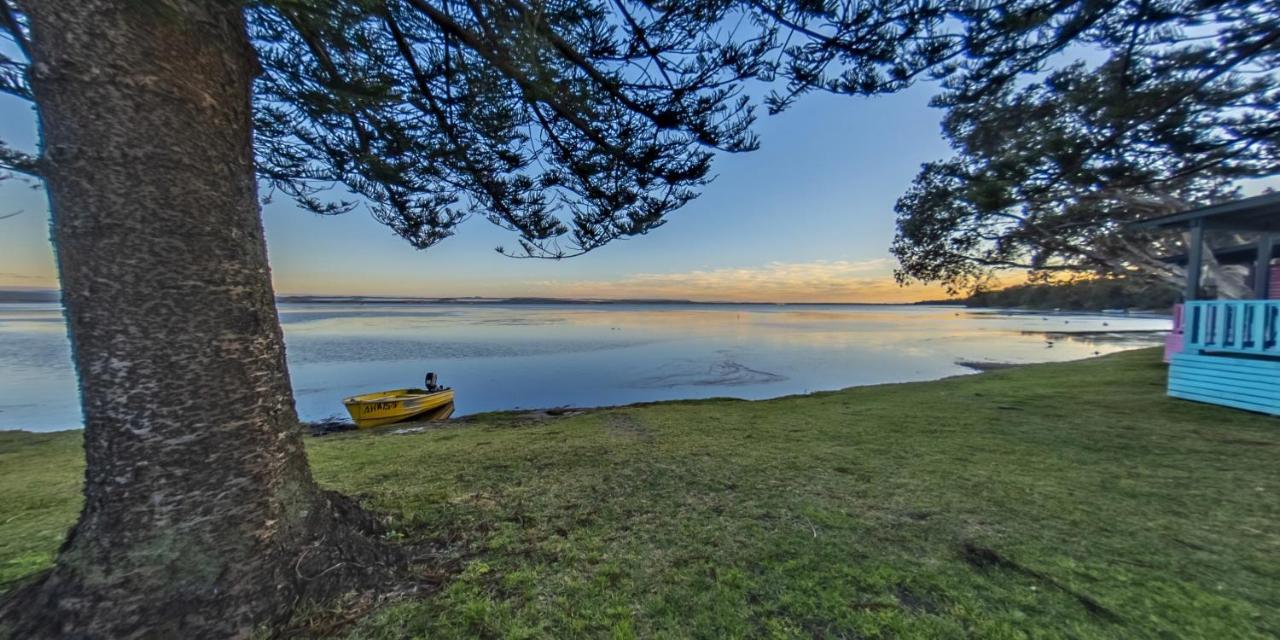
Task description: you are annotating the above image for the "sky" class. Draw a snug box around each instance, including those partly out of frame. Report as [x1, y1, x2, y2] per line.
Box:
[0, 81, 969, 303]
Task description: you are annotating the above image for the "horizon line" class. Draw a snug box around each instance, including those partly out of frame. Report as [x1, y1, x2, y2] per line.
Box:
[0, 287, 962, 306]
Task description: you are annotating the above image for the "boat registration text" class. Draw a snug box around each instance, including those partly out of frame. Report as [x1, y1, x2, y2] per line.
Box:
[361, 401, 400, 414]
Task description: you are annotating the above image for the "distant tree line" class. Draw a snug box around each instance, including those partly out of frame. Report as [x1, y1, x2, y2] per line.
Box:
[922, 279, 1181, 312]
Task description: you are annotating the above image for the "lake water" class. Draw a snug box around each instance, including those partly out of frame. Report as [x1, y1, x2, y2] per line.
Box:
[0, 302, 1170, 431]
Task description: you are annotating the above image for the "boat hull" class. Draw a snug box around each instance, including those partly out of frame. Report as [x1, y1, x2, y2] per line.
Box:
[343, 388, 455, 429]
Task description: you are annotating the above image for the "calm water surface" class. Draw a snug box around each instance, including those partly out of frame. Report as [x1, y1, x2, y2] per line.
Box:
[0, 302, 1169, 431]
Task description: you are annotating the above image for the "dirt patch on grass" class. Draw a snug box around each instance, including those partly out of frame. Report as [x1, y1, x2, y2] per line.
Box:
[523, 407, 587, 419]
[956, 360, 1022, 372]
[848, 586, 941, 615]
[603, 413, 652, 440]
[895, 585, 941, 614]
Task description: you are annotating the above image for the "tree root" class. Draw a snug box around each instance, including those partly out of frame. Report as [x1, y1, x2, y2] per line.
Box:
[0, 490, 418, 639]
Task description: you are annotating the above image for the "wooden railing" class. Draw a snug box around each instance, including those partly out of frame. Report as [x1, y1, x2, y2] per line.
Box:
[1183, 300, 1280, 356]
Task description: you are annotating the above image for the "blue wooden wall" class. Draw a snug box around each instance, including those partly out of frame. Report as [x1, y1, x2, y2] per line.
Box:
[1168, 352, 1280, 416]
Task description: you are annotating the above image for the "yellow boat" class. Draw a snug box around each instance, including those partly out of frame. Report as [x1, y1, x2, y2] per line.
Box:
[343, 373, 455, 429]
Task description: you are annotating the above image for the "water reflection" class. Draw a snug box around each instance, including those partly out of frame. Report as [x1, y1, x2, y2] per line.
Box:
[309, 402, 455, 436]
[0, 303, 1169, 431]
[418, 402, 455, 422]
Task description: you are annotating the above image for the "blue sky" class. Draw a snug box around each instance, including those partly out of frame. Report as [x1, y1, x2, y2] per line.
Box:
[0, 83, 963, 302]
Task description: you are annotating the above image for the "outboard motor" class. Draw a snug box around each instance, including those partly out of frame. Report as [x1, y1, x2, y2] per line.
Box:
[425, 372, 439, 392]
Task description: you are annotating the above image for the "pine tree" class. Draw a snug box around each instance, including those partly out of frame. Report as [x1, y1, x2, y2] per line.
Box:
[891, 0, 1280, 293]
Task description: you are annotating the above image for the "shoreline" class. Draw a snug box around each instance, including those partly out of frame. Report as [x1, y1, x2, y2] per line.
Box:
[5, 346, 1165, 435]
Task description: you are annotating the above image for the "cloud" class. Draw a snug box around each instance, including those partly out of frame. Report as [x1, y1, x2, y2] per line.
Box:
[531, 259, 953, 303]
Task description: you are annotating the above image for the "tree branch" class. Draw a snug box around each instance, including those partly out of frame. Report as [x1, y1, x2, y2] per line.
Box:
[279, 8, 373, 155]
[0, 0, 30, 60]
[381, 4, 531, 236]
[610, 0, 674, 89]
[1, 140, 40, 178]
[401, 0, 632, 162]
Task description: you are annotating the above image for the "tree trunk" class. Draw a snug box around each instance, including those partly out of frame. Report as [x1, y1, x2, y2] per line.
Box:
[1, 2, 393, 637]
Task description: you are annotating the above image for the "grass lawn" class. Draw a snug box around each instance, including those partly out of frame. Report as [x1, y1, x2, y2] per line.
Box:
[2, 349, 1277, 638]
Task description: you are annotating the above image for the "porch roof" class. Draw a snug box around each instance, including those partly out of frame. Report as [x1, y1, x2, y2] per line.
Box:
[1133, 192, 1280, 231]
[1132, 193, 1280, 300]
[1161, 241, 1280, 266]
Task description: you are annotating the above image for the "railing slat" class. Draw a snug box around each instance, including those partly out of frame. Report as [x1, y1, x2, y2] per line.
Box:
[1254, 303, 1264, 353]
[1233, 302, 1245, 349]
[1183, 299, 1280, 357]
[1267, 304, 1278, 353]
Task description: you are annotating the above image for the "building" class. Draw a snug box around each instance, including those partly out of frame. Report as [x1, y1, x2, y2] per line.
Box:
[1135, 193, 1280, 416]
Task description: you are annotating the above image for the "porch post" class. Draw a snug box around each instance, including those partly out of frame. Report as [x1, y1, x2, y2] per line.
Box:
[1185, 219, 1203, 301]
[1254, 233, 1274, 299]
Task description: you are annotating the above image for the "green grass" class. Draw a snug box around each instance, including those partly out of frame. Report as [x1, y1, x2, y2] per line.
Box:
[0, 430, 83, 589]
[2, 349, 1278, 638]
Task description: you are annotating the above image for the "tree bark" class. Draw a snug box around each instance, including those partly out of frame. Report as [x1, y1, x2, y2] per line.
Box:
[1, 2, 393, 637]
